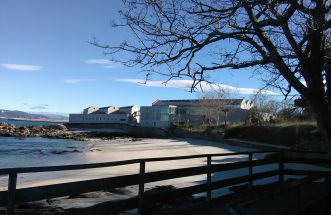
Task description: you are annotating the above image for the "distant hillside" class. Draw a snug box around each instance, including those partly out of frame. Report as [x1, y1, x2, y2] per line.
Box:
[34, 113, 68, 120]
[0, 109, 68, 120]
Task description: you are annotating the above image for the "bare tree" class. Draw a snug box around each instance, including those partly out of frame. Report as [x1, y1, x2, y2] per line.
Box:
[92, 0, 331, 144]
[198, 89, 229, 125]
[251, 93, 280, 116]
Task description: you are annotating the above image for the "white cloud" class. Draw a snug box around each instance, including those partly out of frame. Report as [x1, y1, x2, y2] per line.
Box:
[62, 79, 96, 84]
[116, 79, 279, 95]
[1, 63, 42, 71]
[85, 59, 121, 69]
[30, 105, 49, 110]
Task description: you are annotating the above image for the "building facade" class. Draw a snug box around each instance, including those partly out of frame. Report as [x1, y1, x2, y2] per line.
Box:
[139, 98, 253, 127]
[69, 113, 129, 124]
[139, 105, 176, 128]
[69, 105, 139, 124]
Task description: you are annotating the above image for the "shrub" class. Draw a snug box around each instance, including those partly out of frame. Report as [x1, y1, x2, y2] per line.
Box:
[225, 121, 320, 146]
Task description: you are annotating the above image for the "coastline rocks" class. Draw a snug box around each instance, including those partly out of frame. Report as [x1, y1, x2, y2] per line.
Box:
[0, 122, 86, 140]
[0, 122, 172, 140]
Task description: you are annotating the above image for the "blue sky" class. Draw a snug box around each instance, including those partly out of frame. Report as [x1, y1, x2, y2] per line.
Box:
[0, 0, 279, 115]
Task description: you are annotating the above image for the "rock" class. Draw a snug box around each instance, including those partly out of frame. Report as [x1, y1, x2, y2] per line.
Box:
[68, 191, 111, 199]
[90, 148, 102, 152]
[143, 185, 196, 213]
[0, 122, 127, 141]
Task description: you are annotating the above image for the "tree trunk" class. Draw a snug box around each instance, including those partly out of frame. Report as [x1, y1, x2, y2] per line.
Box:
[309, 97, 331, 146]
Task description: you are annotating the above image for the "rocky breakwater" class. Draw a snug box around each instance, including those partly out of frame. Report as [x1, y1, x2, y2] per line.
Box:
[0, 123, 86, 140]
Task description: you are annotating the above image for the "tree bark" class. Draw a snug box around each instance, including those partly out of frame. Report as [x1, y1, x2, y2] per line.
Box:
[308, 95, 331, 145]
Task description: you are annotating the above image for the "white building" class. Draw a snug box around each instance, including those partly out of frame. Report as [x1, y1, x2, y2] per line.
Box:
[96, 106, 119, 114]
[119, 105, 140, 123]
[83, 106, 99, 114]
[140, 98, 253, 127]
[139, 105, 176, 128]
[69, 113, 129, 124]
[69, 105, 139, 124]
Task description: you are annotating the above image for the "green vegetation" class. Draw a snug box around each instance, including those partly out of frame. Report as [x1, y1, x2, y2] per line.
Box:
[225, 121, 320, 146]
[170, 124, 226, 132]
[171, 120, 323, 147]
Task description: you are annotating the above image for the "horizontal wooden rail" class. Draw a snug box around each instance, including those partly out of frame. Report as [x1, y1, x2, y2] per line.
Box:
[234, 172, 331, 215]
[0, 150, 322, 175]
[0, 149, 328, 215]
[0, 158, 279, 206]
[211, 170, 280, 190]
[0, 174, 139, 206]
[283, 157, 331, 165]
[33, 170, 281, 215]
[284, 169, 331, 176]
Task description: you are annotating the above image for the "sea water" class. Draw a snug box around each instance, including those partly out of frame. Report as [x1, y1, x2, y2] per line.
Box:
[0, 137, 91, 190]
[0, 118, 63, 126]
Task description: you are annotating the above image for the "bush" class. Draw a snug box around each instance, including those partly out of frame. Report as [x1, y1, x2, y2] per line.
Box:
[225, 121, 320, 146]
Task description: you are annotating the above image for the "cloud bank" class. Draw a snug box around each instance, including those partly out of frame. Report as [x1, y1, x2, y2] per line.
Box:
[1, 63, 42, 71]
[116, 79, 279, 95]
[62, 79, 96, 84]
[30, 104, 49, 110]
[85, 59, 121, 69]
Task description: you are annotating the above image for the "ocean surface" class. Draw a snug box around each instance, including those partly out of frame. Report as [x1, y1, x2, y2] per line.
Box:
[0, 136, 91, 190]
[0, 118, 63, 126]
[0, 137, 90, 168]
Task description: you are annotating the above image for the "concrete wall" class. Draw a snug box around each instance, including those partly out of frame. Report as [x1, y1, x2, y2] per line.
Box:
[67, 123, 169, 138]
[69, 113, 128, 124]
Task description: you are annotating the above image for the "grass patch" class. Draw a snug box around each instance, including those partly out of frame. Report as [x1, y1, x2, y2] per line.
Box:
[170, 124, 226, 132]
[225, 121, 320, 146]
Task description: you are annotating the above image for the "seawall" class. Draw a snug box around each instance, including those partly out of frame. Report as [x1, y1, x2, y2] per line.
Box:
[66, 123, 169, 138]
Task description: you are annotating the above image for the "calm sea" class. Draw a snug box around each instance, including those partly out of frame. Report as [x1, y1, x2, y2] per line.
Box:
[0, 136, 91, 190]
[0, 137, 90, 168]
[0, 118, 63, 126]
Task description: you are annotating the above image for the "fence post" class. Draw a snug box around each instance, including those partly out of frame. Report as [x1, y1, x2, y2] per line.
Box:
[207, 155, 212, 202]
[248, 152, 253, 188]
[6, 172, 17, 215]
[279, 151, 284, 183]
[138, 161, 145, 215]
[297, 185, 302, 211]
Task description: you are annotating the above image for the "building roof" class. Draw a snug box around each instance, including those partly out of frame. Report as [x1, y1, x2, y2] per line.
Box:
[84, 106, 98, 109]
[99, 106, 117, 109]
[152, 99, 246, 107]
[119, 105, 135, 109]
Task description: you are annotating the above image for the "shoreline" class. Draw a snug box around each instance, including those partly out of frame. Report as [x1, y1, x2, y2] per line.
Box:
[0, 137, 249, 214]
[1, 137, 328, 214]
[5, 117, 68, 123]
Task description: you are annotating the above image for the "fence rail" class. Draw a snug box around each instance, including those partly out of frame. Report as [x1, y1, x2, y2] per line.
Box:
[0, 150, 329, 215]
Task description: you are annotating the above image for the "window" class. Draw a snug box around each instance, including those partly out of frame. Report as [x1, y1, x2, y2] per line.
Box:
[160, 107, 168, 114]
[160, 115, 169, 122]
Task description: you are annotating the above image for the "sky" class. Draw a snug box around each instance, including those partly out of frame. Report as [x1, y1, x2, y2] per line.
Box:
[0, 0, 281, 115]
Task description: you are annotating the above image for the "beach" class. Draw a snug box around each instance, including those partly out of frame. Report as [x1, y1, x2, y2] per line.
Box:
[1, 136, 329, 214]
[0, 137, 250, 190]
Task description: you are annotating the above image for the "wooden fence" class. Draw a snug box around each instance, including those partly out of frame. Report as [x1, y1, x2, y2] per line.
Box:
[0, 150, 330, 215]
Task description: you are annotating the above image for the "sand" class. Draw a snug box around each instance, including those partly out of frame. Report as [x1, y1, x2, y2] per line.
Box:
[1, 137, 329, 213]
[2, 138, 249, 190]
